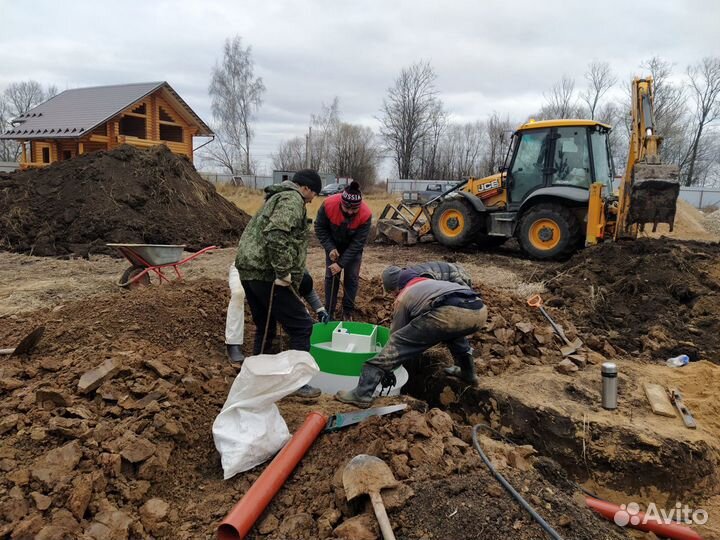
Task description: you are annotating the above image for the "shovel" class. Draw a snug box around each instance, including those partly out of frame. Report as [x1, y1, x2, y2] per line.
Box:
[0, 326, 45, 357]
[526, 295, 582, 356]
[343, 454, 398, 540]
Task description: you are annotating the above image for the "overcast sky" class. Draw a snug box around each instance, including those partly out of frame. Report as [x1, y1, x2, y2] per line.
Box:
[2, 0, 719, 176]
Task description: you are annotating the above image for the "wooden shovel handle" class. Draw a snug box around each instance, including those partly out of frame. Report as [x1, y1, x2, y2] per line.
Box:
[0, 348, 15, 355]
[369, 491, 396, 540]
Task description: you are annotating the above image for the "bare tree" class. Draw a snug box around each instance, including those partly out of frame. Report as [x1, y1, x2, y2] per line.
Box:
[379, 61, 443, 178]
[208, 35, 265, 174]
[309, 98, 340, 172]
[330, 123, 381, 184]
[272, 136, 306, 171]
[482, 112, 513, 176]
[539, 76, 581, 119]
[417, 100, 447, 179]
[1, 81, 58, 161]
[684, 57, 720, 186]
[581, 61, 617, 120]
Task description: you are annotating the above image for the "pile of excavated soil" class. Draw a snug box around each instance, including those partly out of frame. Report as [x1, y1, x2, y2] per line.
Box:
[0, 145, 249, 258]
[646, 199, 720, 241]
[545, 238, 720, 362]
[0, 276, 630, 539]
[705, 208, 720, 235]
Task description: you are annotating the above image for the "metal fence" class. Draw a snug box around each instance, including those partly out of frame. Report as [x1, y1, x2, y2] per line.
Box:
[387, 179, 456, 193]
[678, 187, 720, 209]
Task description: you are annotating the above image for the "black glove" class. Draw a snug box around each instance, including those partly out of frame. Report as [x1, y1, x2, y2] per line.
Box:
[317, 308, 330, 324]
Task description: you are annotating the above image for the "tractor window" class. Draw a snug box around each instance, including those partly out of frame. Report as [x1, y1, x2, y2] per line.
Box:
[510, 129, 550, 202]
[551, 127, 590, 188]
[590, 129, 613, 187]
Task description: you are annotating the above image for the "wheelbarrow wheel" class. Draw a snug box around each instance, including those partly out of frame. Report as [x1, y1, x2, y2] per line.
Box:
[120, 266, 150, 289]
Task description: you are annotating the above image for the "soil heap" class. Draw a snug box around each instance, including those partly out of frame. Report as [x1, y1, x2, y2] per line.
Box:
[0, 145, 249, 257]
[545, 238, 720, 362]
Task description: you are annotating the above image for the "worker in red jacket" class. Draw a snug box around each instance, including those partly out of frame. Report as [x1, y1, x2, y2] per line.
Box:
[314, 181, 372, 320]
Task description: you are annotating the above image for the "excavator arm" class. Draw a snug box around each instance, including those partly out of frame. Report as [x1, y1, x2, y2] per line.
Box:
[616, 77, 680, 236]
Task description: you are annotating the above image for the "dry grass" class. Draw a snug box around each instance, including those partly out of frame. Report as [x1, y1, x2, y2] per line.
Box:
[215, 184, 400, 218]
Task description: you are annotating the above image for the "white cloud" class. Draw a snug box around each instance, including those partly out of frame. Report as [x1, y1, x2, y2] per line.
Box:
[1, 0, 718, 175]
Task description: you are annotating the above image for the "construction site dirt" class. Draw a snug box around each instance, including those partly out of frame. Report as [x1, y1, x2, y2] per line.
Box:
[2, 234, 720, 539]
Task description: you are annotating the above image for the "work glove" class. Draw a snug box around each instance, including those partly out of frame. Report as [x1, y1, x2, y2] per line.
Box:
[317, 308, 330, 324]
[274, 274, 292, 287]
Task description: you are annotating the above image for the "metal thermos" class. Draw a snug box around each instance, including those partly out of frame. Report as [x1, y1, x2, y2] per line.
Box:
[601, 362, 618, 409]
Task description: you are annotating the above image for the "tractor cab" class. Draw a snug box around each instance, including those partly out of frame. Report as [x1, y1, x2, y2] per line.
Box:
[503, 119, 614, 210]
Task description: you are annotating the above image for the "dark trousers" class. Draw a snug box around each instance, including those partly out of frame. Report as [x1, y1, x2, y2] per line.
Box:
[325, 252, 362, 318]
[367, 305, 488, 373]
[242, 279, 314, 355]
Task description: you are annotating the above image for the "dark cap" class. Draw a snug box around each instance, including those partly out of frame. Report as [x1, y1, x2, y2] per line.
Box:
[341, 181, 362, 208]
[292, 169, 322, 194]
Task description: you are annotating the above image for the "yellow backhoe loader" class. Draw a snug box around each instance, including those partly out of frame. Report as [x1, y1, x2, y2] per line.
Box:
[377, 77, 680, 259]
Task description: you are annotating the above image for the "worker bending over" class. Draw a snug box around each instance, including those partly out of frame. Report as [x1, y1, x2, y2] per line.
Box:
[381, 261, 472, 289]
[336, 267, 487, 408]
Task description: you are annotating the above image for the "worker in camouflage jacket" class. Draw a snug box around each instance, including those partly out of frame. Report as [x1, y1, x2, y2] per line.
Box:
[314, 181, 372, 319]
[235, 169, 324, 399]
[381, 261, 472, 291]
[336, 266, 486, 409]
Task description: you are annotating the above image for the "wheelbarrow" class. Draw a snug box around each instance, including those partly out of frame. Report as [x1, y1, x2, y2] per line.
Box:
[107, 243, 216, 289]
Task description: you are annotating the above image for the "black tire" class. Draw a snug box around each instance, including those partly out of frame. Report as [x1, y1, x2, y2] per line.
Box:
[120, 266, 150, 289]
[431, 199, 481, 248]
[517, 203, 582, 260]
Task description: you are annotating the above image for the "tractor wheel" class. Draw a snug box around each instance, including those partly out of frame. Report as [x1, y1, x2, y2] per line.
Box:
[431, 199, 480, 248]
[517, 204, 581, 260]
[120, 266, 150, 289]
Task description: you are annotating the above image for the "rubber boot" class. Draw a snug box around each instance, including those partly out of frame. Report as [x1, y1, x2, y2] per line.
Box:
[444, 353, 478, 384]
[226, 344, 244, 364]
[290, 384, 321, 399]
[335, 364, 385, 408]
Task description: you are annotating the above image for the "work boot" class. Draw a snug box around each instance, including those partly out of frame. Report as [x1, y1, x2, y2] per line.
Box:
[226, 344, 244, 364]
[290, 384, 321, 399]
[443, 354, 478, 384]
[335, 364, 385, 408]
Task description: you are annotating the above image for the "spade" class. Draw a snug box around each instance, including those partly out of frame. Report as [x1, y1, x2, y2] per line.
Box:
[343, 454, 398, 540]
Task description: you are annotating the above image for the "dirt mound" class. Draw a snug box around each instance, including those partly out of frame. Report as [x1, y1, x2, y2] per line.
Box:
[0, 280, 628, 539]
[705, 208, 720, 235]
[545, 238, 720, 362]
[0, 145, 249, 257]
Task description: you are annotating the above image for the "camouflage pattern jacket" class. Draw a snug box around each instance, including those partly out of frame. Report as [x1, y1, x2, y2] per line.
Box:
[410, 261, 472, 288]
[235, 181, 309, 288]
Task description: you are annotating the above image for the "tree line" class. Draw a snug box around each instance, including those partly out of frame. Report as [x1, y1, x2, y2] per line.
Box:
[1, 37, 718, 188]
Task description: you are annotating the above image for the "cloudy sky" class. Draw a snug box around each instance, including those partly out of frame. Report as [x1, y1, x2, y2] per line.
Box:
[2, 0, 719, 176]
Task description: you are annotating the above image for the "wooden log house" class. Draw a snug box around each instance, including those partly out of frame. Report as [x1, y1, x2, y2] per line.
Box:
[0, 82, 212, 168]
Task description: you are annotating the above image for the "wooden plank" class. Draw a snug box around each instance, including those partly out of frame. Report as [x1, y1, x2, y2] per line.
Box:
[643, 383, 676, 417]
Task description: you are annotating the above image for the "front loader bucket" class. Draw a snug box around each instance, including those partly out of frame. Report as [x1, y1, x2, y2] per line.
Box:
[376, 203, 426, 246]
[628, 163, 680, 231]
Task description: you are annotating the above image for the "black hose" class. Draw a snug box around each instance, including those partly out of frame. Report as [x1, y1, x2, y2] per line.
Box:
[472, 424, 565, 540]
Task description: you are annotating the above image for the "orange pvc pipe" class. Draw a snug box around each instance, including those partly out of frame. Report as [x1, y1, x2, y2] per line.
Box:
[585, 497, 703, 540]
[217, 411, 328, 540]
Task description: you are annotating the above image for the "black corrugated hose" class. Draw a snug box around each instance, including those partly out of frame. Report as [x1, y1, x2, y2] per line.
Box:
[472, 424, 565, 540]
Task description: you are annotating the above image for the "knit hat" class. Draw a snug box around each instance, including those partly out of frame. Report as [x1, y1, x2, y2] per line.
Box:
[293, 169, 322, 194]
[341, 181, 362, 208]
[382, 266, 402, 292]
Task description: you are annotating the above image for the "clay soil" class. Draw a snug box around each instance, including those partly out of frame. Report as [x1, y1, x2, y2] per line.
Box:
[2, 233, 720, 538]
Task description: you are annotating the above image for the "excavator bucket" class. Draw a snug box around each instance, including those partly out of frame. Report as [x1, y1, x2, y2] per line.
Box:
[376, 203, 429, 246]
[628, 162, 680, 232]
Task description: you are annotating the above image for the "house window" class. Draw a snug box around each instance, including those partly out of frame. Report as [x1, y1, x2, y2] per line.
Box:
[120, 115, 146, 139]
[42, 147, 50, 163]
[159, 124, 183, 142]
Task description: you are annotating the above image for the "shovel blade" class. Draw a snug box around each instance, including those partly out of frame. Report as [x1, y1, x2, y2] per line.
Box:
[343, 454, 398, 501]
[11, 326, 45, 356]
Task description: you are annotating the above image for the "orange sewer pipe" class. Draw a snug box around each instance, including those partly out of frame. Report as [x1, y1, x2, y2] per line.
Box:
[585, 497, 703, 540]
[217, 411, 328, 540]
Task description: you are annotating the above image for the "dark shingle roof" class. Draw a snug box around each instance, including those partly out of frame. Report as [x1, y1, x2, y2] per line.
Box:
[0, 81, 212, 140]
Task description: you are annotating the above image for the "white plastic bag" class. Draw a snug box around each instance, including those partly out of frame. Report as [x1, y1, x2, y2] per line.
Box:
[225, 265, 245, 345]
[212, 350, 319, 479]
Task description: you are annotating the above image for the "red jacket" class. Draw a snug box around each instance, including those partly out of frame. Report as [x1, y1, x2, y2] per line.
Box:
[314, 194, 372, 267]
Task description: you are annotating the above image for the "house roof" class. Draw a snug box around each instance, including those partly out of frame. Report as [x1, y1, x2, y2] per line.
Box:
[0, 81, 213, 140]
